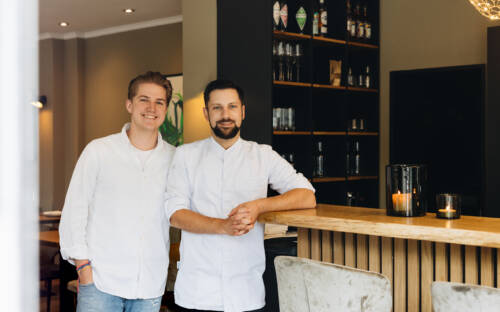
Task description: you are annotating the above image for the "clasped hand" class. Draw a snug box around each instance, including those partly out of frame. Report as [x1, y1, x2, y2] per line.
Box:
[222, 201, 261, 236]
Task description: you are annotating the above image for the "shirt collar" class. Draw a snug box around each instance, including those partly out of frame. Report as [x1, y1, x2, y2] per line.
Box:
[120, 123, 164, 152]
[209, 136, 243, 156]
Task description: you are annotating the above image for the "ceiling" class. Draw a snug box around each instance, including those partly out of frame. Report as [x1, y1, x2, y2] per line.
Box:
[39, 0, 181, 35]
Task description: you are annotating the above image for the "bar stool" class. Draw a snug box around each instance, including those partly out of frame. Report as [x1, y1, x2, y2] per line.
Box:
[432, 281, 500, 312]
[274, 256, 392, 312]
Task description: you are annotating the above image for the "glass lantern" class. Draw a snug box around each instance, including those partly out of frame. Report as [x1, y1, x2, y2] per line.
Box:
[386, 164, 428, 217]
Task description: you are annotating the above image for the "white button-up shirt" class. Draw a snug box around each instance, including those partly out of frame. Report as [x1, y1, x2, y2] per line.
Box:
[59, 123, 175, 299]
[166, 137, 314, 312]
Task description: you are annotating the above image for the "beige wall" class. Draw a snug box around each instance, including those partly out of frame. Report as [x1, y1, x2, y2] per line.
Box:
[182, 0, 217, 143]
[84, 23, 182, 146]
[39, 23, 182, 211]
[379, 0, 500, 207]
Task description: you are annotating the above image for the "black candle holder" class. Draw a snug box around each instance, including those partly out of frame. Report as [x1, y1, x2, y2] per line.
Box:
[386, 164, 427, 217]
[436, 194, 461, 219]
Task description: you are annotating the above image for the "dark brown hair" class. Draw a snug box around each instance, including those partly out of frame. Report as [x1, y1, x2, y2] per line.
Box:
[203, 79, 245, 107]
[127, 71, 173, 104]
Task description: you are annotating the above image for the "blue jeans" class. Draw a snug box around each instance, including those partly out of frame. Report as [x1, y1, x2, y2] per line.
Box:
[77, 283, 162, 312]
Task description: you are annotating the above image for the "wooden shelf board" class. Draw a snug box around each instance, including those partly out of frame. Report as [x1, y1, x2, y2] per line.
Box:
[347, 132, 379, 136]
[347, 86, 378, 93]
[348, 41, 379, 49]
[273, 131, 310, 135]
[311, 177, 346, 183]
[347, 176, 378, 181]
[313, 83, 347, 90]
[313, 131, 346, 136]
[273, 30, 312, 40]
[313, 36, 347, 45]
[274, 81, 312, 87]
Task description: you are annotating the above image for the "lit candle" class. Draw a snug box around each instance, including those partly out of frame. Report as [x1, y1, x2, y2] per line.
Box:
[392, 191, 411, 212]
[437, 205, 457, 219]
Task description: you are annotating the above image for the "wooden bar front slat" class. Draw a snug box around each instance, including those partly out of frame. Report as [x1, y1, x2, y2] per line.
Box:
[382, 237, 393, 287]
[333, 231, 345, 265]
[311, 229, 321, 261]
[481, 247, 494, 287]
[465, 246, 478, 284]
[345, 233, 356, 267]
[297, 228, 310, 259]
[321, 230, 333, 262]
[369, 235, 381, 273]
[421, 241, 433, 312]
[450, 244, 463, 283]
[407, 240, 419, 312]
[434, 242, 448, 281]
[357, 234, 368, 270]
[394, 238, 406, 312]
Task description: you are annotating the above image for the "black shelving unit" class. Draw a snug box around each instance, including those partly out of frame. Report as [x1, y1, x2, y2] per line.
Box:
[218, 0, 380, 208]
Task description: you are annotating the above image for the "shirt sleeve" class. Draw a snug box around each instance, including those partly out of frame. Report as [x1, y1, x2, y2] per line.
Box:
[164, 147, 191, 223]
[267, 147, 315, 194]
[59, 142, 99, 265]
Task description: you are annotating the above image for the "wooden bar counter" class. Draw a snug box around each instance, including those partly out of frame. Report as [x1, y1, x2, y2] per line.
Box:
[258, 204, 500, 312]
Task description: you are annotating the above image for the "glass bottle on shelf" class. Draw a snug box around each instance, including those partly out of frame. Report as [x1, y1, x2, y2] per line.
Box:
[355, 2, 362, 39]
[293, 43, 303, 82]
[313, 1, 319, 36]
[314, 141, 325, 177]
[279, 0, 288, 32]
[364, 66, 371, 89]
[288, 107, 295, 131]
[273, 108, 279, 130]
[347, 67, 354, 86]
[278, 41, 285, 81]
[363, 4, 372, 40]
[295, 3, 307, 34]
[272, 41, 277, 81]
[346, 0, 354, 36]
[357, 4, 364, 39]
[346, 192, 355, 206]
[358, 67, 364, 88]
[280, 107, 288, 130]
[273, 1, 280, 31]
[319, 0, 328, 36]
[285, 43, 293, 81]
[288, 153, 295, 168]
[354, 140, 360, 176]
[345, 140, 352, 176]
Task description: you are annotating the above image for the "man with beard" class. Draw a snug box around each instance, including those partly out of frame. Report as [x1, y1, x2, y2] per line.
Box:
[165, 79, 316, 312]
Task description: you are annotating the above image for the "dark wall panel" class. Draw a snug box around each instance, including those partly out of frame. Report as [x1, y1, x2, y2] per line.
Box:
[217, 0, 273, 144]
[486, 26, 500, 217]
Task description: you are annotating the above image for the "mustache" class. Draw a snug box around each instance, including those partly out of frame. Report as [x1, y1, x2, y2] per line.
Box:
[216, 119, 235, 124]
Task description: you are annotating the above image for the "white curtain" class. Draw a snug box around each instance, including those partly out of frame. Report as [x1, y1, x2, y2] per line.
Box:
[0, 0, 39, 310]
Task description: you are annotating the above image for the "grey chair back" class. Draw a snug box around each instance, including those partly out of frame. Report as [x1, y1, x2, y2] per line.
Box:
[432, 281, 500, 312]
[274, 256, 392, 312]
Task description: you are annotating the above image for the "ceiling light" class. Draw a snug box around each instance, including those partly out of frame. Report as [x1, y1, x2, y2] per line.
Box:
[469, 0, 500, 20]
[123, 8, 135, 14]
[59, 21, 69, 27]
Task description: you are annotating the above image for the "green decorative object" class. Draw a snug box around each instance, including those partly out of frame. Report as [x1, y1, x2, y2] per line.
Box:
[296, 6, 307, 33]
[160, 74, 183, 146]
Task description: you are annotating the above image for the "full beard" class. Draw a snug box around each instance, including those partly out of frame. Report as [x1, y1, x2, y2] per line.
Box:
[211, 119, 240, 139]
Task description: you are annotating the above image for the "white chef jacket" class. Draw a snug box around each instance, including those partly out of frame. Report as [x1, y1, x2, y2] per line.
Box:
[59, 123, 175, 299]
[165, 137, 314, 312]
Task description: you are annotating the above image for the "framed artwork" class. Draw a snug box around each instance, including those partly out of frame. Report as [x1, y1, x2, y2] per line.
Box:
[161, 73, 183, 146]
